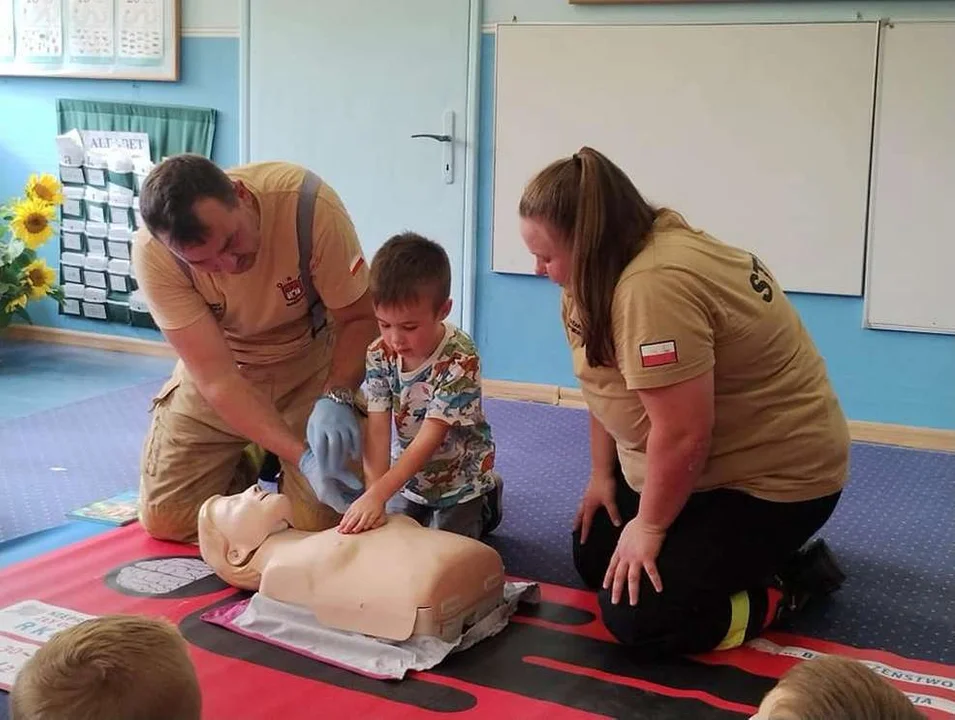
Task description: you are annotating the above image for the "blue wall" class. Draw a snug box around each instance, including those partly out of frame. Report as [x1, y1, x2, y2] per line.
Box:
[473, 27, 955, 431]
[0, 36, 239, 341]
[1, 10, 953, 432]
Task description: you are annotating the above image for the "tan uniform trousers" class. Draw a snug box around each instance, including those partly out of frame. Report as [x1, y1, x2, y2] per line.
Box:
[139, 334, 346, 542]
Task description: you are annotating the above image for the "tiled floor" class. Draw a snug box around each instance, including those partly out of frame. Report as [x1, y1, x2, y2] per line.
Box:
[0, 339, 174, 421]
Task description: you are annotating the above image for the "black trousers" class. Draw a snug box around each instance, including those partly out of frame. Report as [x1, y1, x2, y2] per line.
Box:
[573, 461, 840, 659]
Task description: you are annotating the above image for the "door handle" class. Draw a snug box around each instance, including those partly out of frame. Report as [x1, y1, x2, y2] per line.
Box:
[411, 133, 451, 142]
[411, 110, 455, 184]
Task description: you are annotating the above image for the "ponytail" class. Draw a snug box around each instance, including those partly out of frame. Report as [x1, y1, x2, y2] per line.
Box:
[519, 146, 657, 367]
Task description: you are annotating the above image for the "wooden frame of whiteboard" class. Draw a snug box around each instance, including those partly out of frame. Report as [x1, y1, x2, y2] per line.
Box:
[0, 0, 180, 82]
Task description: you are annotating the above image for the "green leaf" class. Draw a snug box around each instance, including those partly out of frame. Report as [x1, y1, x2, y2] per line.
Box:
[1, 239, 24, 264]
[15, 306, 32, 325]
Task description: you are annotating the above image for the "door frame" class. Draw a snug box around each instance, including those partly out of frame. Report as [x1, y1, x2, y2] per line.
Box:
[238, 0, 482, 336]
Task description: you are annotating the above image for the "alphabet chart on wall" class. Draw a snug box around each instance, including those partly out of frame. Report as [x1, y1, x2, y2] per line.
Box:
[0, 0, 177, 80]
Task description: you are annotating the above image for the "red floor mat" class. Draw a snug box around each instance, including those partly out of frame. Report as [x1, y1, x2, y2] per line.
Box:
[0, 524, 952, 719]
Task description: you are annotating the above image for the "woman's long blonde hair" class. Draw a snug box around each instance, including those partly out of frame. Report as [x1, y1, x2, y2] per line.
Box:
[519, 146, 657, 367]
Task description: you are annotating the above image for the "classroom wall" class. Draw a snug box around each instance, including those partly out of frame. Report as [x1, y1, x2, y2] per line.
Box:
[0, 0, 239, 340]
[475, 0, 955, 431]
[2, 0, 952, 431]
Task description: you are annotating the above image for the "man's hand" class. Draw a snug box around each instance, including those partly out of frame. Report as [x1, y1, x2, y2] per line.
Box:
[338, 486, 387, 534]
[306, 396, 362, 476]
[298, 448, 362, 514]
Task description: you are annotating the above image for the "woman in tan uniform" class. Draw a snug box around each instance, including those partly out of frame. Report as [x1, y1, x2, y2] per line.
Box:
[518, 146, 849, 658]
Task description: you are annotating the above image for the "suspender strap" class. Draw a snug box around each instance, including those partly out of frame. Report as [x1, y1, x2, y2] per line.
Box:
[296, 170, 327, 336]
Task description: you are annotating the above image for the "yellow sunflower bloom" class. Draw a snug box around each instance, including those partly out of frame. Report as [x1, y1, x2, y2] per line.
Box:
[5, 294, 28, 314]
[25, 173, 64, 205]
[10, 197, 56, 249]
[23, 259, 56, 299]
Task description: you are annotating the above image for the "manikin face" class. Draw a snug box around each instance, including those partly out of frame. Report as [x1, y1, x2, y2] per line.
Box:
[375, 297, 451, 363]
[212, 485, 294, 564]
[169, 181, 262, 274]
[520, 217, 572, 286]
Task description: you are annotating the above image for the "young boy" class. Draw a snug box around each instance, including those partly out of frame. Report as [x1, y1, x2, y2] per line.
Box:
[338, 232, 503, 539]
[752, 654, 925, 719]
[10, 614, 201, 720]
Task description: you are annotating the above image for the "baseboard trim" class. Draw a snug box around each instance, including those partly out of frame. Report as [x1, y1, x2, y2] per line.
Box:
[483, 379, 955, 453]
[5, 325, 177, 359]
[6, 329, 953, 453]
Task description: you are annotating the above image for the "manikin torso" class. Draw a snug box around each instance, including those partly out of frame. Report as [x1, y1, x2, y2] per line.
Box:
[199, 488, 505, 642]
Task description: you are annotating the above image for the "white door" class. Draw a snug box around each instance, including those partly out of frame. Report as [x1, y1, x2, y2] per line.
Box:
[246, 0, 475, 330]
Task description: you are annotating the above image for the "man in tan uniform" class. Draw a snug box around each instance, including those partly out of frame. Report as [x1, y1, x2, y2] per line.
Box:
[133, 155, 379, 542]
[520, 146, 848, 660]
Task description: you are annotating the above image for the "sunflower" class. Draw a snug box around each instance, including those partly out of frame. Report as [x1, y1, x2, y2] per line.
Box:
[25, 173, 64, 205]
[4, 294, 28, 314]
[22, 259, 56, 299]
[10, 197, 56, 249]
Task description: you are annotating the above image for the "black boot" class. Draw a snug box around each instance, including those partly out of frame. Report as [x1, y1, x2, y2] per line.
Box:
[773, 538, 847, 620]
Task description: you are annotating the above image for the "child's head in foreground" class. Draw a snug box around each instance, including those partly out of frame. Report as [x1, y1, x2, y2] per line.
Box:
[753, 654, 924, 720]
[10, 614, 201, 720]
[370, 232, 452, 360]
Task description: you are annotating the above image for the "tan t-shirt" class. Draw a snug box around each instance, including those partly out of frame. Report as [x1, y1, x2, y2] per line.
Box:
[132, 161, 370, 366]
[563, 209, 850, 503]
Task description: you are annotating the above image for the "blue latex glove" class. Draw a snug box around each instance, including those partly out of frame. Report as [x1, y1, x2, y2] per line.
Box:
[298, 449, 363, 514]
[306, 397, 362, 480]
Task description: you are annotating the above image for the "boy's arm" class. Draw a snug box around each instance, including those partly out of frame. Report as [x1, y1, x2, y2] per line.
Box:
[367, 419, 450, 503]
[363, 409, 393, 484]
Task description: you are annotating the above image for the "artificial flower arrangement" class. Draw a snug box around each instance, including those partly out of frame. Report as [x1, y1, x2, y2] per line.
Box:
[0, 173, 65, 329]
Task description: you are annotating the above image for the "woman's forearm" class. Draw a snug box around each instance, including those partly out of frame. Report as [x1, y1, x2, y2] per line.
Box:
[635, 426, 710, 533]
[589, 412, 617, 477]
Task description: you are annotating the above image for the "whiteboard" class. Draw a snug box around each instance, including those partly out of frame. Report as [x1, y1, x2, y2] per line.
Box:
[865, 22, 955, 334]
[491, 22, 879, 296]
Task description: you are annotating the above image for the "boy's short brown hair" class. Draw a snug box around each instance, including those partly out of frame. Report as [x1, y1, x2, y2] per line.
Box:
[10, 614, 201, 720]
[369, 232, 451, 311]
[762, 655, 923, 720]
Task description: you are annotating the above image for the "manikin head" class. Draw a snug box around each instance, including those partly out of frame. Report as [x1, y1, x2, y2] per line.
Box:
[139, 154, 262, 274]
[369, 232, 452, 363]
[197, 485, 295, 590]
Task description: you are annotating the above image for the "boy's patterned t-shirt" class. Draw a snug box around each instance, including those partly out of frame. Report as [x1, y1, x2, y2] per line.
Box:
[363, 324, 498, 508]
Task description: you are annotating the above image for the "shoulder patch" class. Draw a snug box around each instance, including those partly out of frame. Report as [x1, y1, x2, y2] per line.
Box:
[639, 340, 678, 368]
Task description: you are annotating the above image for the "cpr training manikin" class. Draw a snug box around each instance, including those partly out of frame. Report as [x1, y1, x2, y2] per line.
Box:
[197, 485, 537, 678]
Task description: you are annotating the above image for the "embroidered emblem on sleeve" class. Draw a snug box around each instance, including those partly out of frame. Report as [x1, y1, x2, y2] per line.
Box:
[639, 340, 678, 367]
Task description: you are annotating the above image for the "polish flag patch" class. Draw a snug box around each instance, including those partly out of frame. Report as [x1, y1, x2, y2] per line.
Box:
[639, 340, 678, 368]
[349, 254, 365, 275]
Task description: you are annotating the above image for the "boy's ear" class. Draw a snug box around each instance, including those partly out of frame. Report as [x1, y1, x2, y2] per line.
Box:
[437, 297, 452, 321]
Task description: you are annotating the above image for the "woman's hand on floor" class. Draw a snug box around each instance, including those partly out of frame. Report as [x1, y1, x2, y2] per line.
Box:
[574, 472, 622, 544]
[603, 518, 665, 605]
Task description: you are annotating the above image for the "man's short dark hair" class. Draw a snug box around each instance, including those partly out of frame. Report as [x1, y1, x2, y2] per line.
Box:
[370, 232, 451, 311]
[139, 154, 237, 248]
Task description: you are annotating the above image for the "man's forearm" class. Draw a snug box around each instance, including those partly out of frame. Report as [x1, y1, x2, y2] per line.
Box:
[323, 317, 379, 393]
[202, 371, 305, 465]
[636, 427, 709, 533]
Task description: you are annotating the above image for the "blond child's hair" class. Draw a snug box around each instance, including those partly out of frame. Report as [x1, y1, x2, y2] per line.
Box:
[10, 614, 201, 720]
[758, 655, 924, 720]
